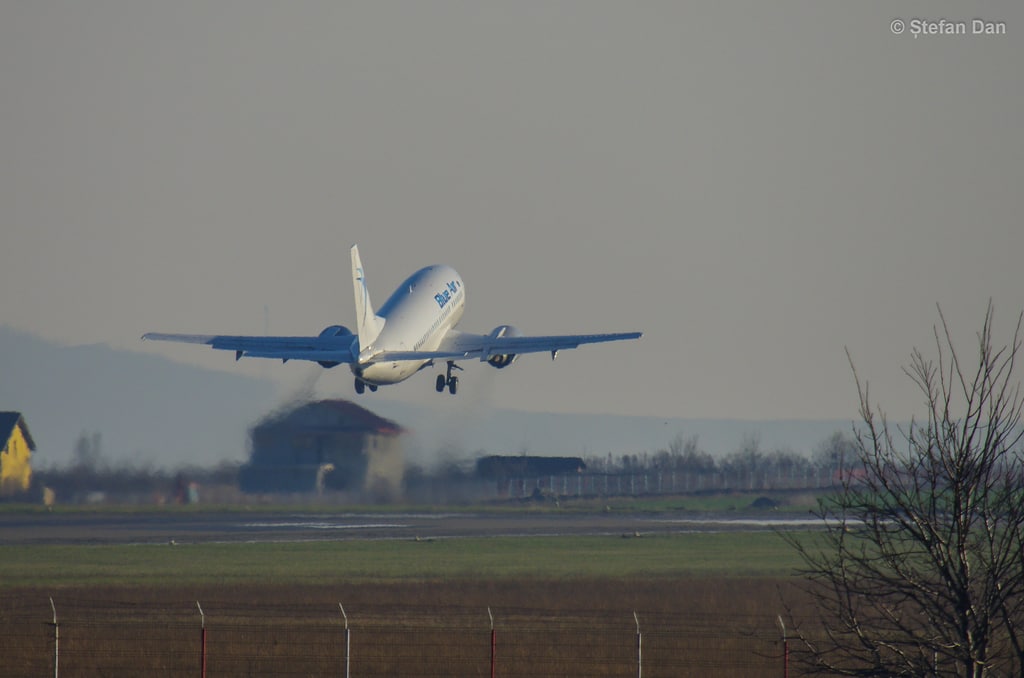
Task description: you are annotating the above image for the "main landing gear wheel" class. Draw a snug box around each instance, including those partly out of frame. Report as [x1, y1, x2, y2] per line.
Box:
[355, 378, 365, 395]
[436, 361, 463, 395]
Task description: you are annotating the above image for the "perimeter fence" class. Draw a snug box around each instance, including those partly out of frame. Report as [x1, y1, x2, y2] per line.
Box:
[2, 596, 792, 677]
[486, 467, 839, 500]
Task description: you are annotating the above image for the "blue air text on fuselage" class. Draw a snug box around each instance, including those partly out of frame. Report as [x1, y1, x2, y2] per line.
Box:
[434, 280, 462, 309]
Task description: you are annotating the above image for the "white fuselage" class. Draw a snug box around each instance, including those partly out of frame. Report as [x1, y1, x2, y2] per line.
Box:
[351, 265, 465, 386]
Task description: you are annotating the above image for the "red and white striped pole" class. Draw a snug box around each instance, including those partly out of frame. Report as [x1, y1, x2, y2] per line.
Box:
[634, 611, 642, 678]
[488, 607, 496, 678]
[777, 615, 788, 678]
[49, 597, 58, 678]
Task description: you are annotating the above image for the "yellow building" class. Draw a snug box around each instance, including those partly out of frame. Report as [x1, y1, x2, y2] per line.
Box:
[0, 412, 34, 496]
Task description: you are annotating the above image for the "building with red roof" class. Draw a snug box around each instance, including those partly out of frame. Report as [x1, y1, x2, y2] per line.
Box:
[239, 400, 404, 498]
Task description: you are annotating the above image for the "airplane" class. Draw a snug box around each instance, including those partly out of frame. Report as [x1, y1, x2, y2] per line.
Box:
[143, 245, 642, 395]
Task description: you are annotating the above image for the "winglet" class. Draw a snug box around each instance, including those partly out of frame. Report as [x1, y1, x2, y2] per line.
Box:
[351, 245, 385, 354]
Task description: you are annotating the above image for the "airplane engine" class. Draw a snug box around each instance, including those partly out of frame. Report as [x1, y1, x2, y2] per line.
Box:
[317, 325, 353, 367]
[319, 325, 353, 338]
[486, 325, 522, 369]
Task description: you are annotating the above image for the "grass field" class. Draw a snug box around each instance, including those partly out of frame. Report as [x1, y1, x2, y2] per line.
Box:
[1, 531, 805, 587]
[0, 505, 821, 676]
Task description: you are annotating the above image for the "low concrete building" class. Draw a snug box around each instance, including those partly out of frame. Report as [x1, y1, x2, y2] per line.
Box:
[475, 455, 586, 482]
[239, 400, 404, 498]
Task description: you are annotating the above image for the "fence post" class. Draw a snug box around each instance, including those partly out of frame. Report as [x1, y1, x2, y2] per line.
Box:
[777, 615, 788, 678]
[488, 607, 496, 678]
[49, 597, 58, 678]
[339, 604, 350, 678]
[197, 601, 206, 678]
[634, 611, 642, 678]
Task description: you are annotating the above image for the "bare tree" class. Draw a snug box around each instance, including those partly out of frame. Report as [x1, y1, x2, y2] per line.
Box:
[785, 304, 1024, 677]
[813, 431, 859, 471]
[73, 431, 104, 471]
[722, 432, 763, 474]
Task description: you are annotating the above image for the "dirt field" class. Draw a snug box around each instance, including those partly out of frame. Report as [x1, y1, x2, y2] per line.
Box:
[2, 577, 812, 677]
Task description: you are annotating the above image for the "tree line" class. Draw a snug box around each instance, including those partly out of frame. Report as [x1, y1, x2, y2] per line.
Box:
[580, 430, 859, 478]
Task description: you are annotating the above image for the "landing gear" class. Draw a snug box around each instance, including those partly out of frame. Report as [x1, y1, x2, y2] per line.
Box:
[354, 379, 377, 394]
[435, 361, 462, 395]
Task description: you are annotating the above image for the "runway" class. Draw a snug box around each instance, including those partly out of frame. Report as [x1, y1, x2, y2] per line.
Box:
[0, 509, 818, 546]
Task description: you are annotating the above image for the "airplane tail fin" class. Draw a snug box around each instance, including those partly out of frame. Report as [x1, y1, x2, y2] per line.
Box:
[351, 245, 385, 354]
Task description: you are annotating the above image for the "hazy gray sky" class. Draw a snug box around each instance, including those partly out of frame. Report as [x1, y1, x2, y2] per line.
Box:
[2, 2, 1021, 422]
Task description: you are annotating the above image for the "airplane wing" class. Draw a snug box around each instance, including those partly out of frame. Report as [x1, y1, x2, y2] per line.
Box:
[141, 332, 358, 363]
[423, 327, 638, 360]
[142, 329, 641, 364]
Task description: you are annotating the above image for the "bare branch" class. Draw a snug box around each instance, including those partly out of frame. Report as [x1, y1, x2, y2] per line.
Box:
[790, 305, 1024, 677]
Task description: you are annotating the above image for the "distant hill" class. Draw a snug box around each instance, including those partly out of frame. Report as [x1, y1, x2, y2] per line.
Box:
[0, 327, 277, 467]
[0, 326, 855, 470]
